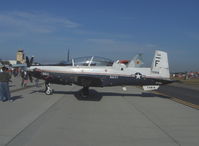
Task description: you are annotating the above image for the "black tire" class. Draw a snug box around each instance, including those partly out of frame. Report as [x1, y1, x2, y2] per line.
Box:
[45, 89, 53, 95]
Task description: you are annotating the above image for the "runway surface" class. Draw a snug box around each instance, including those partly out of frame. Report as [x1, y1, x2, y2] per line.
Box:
[0, 81, 199, 146]
[157, 83, 199, 107]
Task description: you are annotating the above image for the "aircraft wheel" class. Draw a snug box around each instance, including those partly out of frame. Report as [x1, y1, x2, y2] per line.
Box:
[45, 88, 53, 95]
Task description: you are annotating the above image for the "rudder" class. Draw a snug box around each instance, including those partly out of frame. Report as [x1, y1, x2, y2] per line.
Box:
[151, 50, 170, 79]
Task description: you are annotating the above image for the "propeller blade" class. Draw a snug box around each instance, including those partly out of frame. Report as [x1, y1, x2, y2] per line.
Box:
[30, 56, 34, 65]
[26, 56, 34, 67]
[26, 56, 30, 67]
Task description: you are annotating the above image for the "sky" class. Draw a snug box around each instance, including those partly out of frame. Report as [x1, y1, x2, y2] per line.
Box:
[0, 0, 199, 72]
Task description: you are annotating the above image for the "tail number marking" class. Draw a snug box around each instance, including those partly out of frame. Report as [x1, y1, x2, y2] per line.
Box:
[155, 54, 161, 67]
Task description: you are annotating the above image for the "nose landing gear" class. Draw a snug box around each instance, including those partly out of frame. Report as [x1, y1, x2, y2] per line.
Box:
[45, 82, 53, 95]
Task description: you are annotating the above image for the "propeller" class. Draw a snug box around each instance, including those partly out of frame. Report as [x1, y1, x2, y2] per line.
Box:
[25, 56, 34, 82]
[26, 56, 34, 67]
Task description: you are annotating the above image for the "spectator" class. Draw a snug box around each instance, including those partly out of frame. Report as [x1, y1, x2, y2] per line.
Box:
[0, 67, 13, 102]
[23, 71, 29, 87]
[35, 78, 39, 87]
[20, 70, 25, 87]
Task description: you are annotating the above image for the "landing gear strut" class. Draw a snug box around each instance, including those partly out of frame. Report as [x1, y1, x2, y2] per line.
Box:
[80, 86, 89, 97]
[45, 81, 53, 95]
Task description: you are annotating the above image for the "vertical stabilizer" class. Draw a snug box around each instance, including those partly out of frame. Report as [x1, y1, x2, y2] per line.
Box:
[151, 50, 170, 78]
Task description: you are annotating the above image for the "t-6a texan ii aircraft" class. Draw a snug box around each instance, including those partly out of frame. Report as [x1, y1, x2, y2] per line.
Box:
[26, 50, 173, 96]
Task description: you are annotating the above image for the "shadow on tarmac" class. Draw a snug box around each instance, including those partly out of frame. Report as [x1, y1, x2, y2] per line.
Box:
[10, 95, 24, 101]
[29, 89, 169, 102]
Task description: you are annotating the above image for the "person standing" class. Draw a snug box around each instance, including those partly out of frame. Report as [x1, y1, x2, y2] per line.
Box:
[0, 67, 13, 102]
[35, 78, 39, 87]
[20, 69, 25, 87]
[23, 71, 28, 87]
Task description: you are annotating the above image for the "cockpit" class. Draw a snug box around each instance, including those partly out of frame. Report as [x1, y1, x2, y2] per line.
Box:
[73, 56, 113, 66]
[59, 56, 113, 66]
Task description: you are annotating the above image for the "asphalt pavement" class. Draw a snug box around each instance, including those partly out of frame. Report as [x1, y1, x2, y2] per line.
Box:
[157, 83, 199, 106]
[0, 77, 198, 146]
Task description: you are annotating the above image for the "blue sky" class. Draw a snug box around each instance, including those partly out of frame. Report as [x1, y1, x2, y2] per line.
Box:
[0, 0, 199, 72]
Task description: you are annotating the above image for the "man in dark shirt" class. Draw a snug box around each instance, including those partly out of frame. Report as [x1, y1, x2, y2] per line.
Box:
[0, 67, 12, 102]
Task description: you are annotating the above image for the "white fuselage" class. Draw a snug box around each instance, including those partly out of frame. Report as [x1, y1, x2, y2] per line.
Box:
[29, 65, 168, 80]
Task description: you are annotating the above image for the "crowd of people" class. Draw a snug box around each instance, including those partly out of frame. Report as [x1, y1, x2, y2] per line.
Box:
[0, 66, 39, 102]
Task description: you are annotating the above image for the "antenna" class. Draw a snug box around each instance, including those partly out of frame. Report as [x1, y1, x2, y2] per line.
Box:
[66, 48, 70, 62]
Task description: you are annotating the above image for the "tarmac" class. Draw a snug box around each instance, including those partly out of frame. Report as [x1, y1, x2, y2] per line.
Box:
[157, 84, 199, 106]
[0, 77, 199, 146]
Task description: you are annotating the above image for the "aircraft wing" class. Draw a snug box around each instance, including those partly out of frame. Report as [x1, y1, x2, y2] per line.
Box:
[74, 76, 103, 87]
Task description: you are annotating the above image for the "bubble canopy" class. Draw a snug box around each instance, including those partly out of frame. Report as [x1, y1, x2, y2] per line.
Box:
[59, 56, 113, 66]
[73, 56, 113, 66]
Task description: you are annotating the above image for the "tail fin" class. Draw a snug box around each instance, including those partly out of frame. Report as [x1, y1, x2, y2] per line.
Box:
[151, 50, 170, 78]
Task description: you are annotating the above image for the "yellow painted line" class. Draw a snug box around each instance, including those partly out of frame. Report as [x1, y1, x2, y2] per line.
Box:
[153, 91, 199, 110]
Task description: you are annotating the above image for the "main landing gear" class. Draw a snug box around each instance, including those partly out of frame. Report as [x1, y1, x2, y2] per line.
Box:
[45, 82, 53, 95]
[80, 86, 90, 97]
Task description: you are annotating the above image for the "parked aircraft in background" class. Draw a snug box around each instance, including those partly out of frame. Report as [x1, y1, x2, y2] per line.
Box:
[26, 50, 173, 96]
[119, 53, 143, 67]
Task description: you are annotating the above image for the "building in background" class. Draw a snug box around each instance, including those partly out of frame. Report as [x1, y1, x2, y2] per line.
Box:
[16, 49, 25, 64]
[0, 49, 27, 70]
